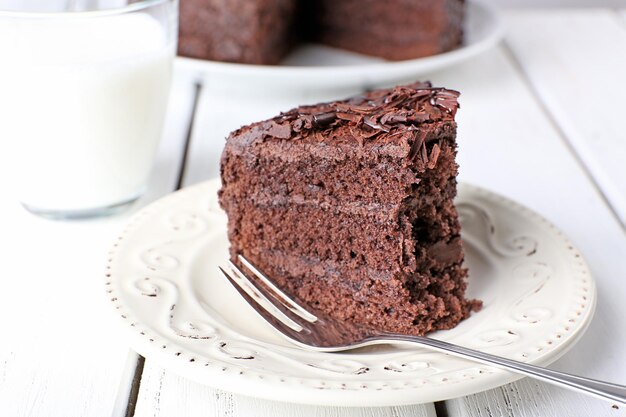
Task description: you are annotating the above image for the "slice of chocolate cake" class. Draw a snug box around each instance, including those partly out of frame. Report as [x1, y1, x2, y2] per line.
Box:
[219, 82, 480, 336]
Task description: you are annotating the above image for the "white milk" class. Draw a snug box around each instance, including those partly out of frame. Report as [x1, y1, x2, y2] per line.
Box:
[0, 13, 173, 212]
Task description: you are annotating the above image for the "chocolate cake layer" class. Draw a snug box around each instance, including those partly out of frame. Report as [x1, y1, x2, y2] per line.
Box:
[219, 82, 481, 336]
[178, 0, 298, 64]
[223, 141, 459, 272]
[222, 122, 457, 203]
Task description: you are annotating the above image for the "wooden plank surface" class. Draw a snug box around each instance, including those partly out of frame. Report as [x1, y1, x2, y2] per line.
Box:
[438, 10, 626, 417]
[0, 73, 196, 417]
[135, 361, 437, 417]
[502, 9, 626, 228]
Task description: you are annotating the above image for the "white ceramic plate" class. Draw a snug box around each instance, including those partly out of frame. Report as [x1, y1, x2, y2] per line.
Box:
[175, 2, 503, 90]
[106, 179, 595, 407]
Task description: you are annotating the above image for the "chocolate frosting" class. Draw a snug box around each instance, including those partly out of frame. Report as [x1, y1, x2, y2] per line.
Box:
[260, 82, 459, 141]
[229, 82, 460, 168]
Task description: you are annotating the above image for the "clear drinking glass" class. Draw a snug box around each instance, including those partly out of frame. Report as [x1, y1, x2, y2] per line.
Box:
[0, 0, 178, 219]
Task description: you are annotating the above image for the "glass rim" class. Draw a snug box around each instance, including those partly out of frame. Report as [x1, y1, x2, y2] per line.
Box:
[0, 0, 171, 18]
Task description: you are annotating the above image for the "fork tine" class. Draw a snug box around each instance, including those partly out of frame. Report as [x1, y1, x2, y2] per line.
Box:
[227, 260, 313, 328]
[238, 255, 317, 323]
[220, 264, 376, 351]
[219, 265, 307, 333]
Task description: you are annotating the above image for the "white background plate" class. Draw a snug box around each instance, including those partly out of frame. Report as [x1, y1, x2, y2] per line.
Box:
[175, 2, 503, 90]
[106, 179, 595, 407]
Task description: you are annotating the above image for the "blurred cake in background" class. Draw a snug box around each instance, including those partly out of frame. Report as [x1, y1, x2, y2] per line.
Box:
[178, 0, 298, 64]
[178, 0, 465, 64]
[313, 0, 464, 61]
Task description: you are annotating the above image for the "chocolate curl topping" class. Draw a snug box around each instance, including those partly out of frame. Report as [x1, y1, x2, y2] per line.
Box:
[264, 121, 292, 139]
[430, 89, 461, 116]
[268, 81, 459, 141]
[362, 116, 390, 132]
[380, 112, 407, 124]
[312, 111, 337, 129]
[336, 112, 361, 123]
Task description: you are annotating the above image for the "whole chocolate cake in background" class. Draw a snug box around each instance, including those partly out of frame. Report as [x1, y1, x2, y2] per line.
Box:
[178, 0, 465, 64]
[219, 82, 481, 336]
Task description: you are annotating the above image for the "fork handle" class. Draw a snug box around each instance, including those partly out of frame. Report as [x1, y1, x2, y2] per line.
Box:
[389, 335, 626, 404]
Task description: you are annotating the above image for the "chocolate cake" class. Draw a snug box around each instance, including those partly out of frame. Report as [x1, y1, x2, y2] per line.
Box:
[218, 82, 480, 336]
[313, 0, 465, 60]
[178, 0, 298, 64]
[178, 0, 464, 64]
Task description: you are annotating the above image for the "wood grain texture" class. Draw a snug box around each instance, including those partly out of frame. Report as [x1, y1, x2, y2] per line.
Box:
[0, 74, 196, 417]
[429, 15, 626, 417]
[135, 362, 437, 417]
[502, 9, 626, 228]
[445, 379, 623, 417]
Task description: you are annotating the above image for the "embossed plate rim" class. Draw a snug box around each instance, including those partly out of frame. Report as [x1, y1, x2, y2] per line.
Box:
[105, 179, 596, 406]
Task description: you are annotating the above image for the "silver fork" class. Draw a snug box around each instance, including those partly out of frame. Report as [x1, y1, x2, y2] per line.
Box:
[219, 255, 626, 404]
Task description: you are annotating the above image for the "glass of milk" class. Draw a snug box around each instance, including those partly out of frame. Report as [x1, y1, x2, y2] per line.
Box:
[0, 0, 177, 219]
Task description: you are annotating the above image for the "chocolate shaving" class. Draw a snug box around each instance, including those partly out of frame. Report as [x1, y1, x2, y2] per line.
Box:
[407, 112, 431, 124]
[292, 118, 305, 133]
[363, 116, 390, 132]
[264, 121, 292, 139]
[259, 82, 459, 141]
[408, 130, 427, 161]
[293, 113, 315, 133]
[427, 143, 441, 169]
[380, 112, 408, 125]
[335, 102, 378, 114]
[411, 88, 435, 98]
[312, 111, 337, 129]
[429, 89, 460, 116]
[421, 142, 428, 165]
[336, 112, 362, 123]
[276, 111, 298, 123]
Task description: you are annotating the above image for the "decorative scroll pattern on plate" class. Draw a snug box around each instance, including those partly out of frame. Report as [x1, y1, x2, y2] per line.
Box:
[105, 180, 596, 405]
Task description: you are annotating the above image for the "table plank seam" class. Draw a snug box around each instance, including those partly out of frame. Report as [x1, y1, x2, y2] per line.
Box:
[121, 79, 204, 417]
[500, 40, 626, 235]
[176, 82, 204, 191]
[434, 401, 450, 417]
[125, 355, 145, 417]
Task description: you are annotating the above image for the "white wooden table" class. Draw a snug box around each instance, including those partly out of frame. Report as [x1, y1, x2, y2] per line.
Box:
[1, 8, 625, 417]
